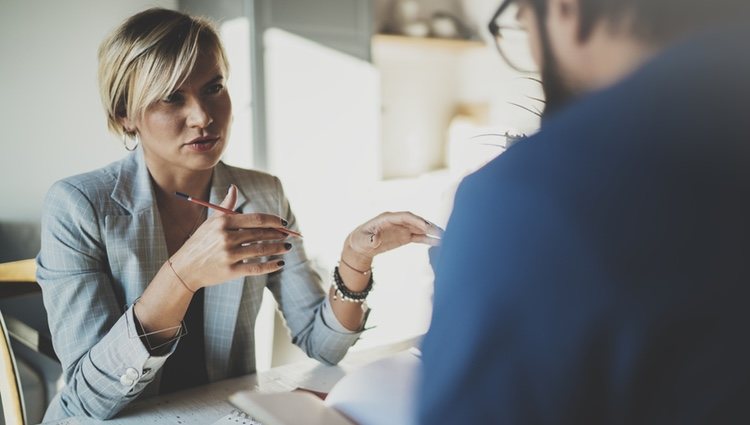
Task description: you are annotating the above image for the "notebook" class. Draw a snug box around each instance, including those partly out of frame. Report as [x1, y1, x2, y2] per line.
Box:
[228, 350, 421, 425]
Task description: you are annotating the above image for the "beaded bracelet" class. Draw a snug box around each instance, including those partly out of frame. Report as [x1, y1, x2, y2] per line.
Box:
[332, 266, 373, 303]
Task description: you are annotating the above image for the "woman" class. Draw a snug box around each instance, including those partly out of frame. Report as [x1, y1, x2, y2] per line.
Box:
[37, 8, 440, 421]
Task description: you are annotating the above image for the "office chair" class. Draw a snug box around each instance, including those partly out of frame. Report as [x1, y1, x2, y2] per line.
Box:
[0, 259, 56, 361]
[1, 308, 27, 425]
[0, 259, 59, 425]
[0, 260, 36, 291]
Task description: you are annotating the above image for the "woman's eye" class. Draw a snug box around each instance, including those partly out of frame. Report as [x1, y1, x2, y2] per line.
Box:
[207, 83, 224, 95]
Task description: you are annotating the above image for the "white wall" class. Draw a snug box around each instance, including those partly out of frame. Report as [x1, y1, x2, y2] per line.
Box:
[264, 28, 381, 270]
[373, 37, 461, 178]
[374, 37, 541, 179]
[0, 0, 177, 222]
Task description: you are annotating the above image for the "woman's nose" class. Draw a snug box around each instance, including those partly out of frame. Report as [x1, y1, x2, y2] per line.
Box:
[185, 97, 213, 129]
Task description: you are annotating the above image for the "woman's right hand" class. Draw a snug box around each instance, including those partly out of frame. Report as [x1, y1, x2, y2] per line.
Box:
[168, 185, 291, 290]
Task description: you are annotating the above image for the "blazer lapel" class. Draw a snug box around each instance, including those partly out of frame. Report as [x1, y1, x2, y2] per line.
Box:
[203, 163, 249, 380]
[107, 150, 169, 305]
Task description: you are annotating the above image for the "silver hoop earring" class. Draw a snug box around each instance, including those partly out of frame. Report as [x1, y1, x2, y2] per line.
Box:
[123, 132, 139, 151]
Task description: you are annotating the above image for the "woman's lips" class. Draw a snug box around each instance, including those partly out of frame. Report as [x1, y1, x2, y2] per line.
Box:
[184, 137, 220, 152]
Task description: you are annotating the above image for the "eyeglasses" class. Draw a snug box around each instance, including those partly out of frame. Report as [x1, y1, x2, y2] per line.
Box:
[488, 0, 538, 73]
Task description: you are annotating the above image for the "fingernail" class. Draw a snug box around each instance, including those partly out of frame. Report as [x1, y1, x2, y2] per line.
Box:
[281, 219, 288, 227]
[284, 243, 292, 250]
[277, 260, 285, 267]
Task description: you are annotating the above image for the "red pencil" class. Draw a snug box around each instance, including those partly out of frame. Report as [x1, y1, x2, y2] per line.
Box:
[175, 192, 303, 238]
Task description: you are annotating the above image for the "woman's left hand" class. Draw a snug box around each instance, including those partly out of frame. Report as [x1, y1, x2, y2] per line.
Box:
[347, 211, 443, 260]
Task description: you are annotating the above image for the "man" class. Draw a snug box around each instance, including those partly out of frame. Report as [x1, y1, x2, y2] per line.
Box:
[419, 0, 750, 423]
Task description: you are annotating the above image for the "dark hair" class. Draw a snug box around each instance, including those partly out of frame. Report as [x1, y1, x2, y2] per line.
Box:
[527, 0, 750, 43]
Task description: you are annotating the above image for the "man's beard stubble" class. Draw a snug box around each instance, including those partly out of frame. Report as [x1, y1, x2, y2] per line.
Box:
[540, 58, 576, 119]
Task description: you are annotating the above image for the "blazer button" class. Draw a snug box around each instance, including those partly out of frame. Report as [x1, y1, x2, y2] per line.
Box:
[120, 367, 140, 386]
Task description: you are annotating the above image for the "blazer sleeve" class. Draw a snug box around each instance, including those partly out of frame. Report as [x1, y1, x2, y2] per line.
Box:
[265, 177, 365, 365]
[37, 181, 171, 420]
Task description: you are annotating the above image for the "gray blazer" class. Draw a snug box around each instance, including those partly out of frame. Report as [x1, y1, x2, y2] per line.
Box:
[37, 150, 363, 420]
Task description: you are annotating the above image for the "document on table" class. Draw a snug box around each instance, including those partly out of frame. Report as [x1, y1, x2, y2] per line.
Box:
[257, 360, 347, 393]
[210, 409, 263, 425]
[43, 419, 89, 425]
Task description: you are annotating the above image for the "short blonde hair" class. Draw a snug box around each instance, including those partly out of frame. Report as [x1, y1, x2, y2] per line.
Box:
[98, 8, 229, 137]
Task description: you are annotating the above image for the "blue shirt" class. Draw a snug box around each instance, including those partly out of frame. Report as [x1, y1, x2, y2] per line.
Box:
[419, 23, 750, 424]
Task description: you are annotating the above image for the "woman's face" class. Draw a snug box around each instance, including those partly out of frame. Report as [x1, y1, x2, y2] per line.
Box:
[126, 49, 231, 175]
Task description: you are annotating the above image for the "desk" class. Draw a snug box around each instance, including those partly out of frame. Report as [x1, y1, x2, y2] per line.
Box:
[44, 337, 419, 424]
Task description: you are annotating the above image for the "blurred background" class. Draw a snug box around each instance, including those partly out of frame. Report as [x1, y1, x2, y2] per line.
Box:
[0, 0, 541, 422]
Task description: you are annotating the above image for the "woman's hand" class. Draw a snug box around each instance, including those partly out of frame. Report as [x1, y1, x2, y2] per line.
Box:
[332, 211, 443, 312]
[169, 185, 292, 290]
[346, 211, 443, 262]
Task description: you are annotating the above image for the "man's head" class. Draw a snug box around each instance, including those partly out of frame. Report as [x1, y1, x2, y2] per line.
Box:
[491, 0, 750, 116]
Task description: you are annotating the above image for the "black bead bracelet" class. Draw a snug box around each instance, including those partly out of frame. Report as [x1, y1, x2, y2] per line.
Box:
[332, 266, 373, 303]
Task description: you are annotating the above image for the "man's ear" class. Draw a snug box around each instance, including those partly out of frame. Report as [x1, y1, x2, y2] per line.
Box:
[557, 0, 579, 20]
[548, 0, 580, 29]
[547, 0, 583, 45]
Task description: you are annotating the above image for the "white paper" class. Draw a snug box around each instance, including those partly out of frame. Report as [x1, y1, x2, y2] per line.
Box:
[210, 409, 263, 425]
[324, 351, 421, 425]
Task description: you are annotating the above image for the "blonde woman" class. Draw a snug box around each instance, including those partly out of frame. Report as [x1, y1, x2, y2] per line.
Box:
[37, 8, 441, 421]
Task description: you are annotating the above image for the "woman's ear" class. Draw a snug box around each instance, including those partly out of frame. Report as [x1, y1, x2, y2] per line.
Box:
[118, 115, 136, 135]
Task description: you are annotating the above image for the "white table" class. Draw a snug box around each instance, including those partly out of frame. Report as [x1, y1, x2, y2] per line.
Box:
[44, 337, 419, 425]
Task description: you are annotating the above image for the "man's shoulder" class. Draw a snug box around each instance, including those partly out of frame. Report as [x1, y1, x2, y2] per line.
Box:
[457, 121, 591, 205]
